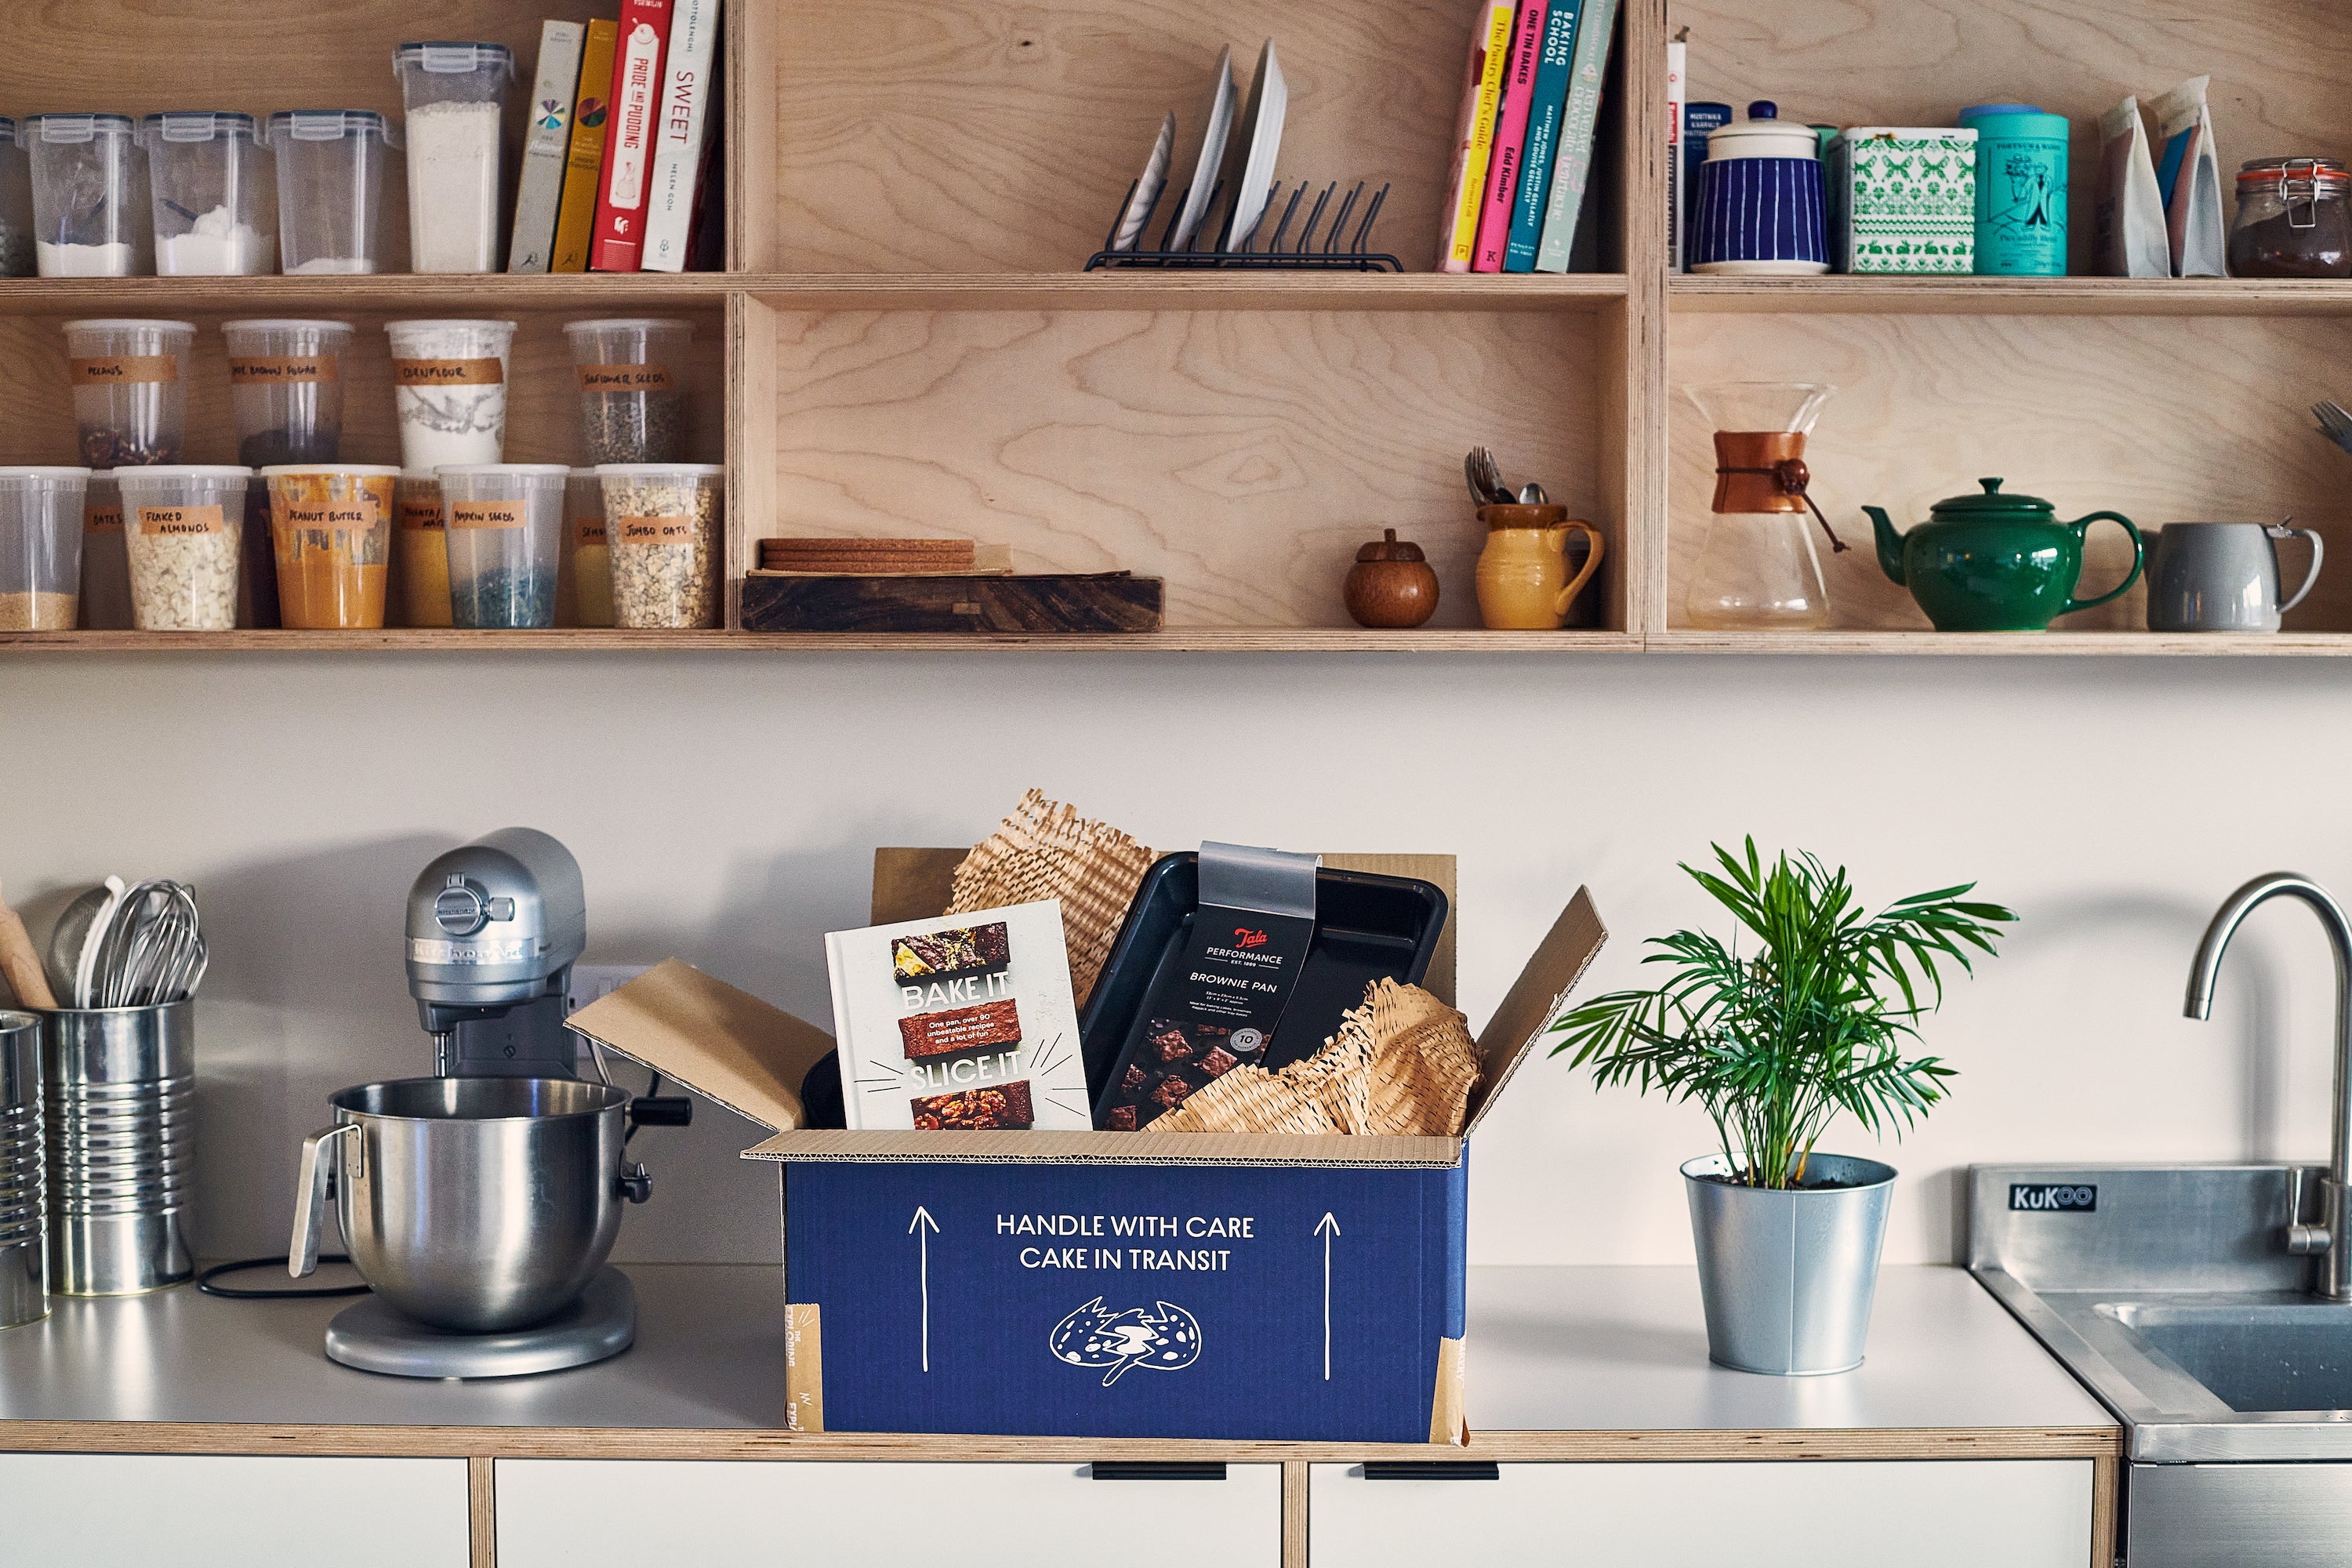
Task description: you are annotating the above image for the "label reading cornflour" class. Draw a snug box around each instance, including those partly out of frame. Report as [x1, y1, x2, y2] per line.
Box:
[393, 358, 503, 387]
[615, 514, 693, 545]
[448, 500, 526, 530]
[137, 505, 227, 537]
[230, 357, 338, 384]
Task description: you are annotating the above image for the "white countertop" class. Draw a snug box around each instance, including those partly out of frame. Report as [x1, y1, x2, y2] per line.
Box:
[0, 1264, 2108, 1435]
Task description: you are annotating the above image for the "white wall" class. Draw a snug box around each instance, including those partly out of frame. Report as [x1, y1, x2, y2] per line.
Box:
[2, 651, 2341, 1269]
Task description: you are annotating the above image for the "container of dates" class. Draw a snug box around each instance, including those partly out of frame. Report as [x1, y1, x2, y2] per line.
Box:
[568, 846, 1606, 1444]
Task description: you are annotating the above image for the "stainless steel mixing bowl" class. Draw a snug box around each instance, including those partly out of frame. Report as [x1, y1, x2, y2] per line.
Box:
[289, 1076, 643, 1333]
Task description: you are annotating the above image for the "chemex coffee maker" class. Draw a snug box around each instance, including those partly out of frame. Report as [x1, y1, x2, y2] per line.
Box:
[288, 829, 688, 1378]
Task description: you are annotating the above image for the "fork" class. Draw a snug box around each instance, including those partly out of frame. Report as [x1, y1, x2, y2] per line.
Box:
[2313, 401, 2352, 456]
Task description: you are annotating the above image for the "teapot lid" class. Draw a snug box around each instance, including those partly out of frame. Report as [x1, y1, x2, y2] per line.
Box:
[1355, 528, 1427, 563]
[1930, 477, 2056, 516]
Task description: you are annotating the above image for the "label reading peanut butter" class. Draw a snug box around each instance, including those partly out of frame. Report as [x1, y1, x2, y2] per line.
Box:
[572, 514, 608, 547]
[229, 355, 339, 385]
[614, 514, 695, 546]
[397, 498, 445, 532]
[448, 499, 525, 530]
[281, 499, 380, 532]
[70, 355, 180, 386]
[84, 502, 123, 535]
[575, 362, 675, 394]
[136, 504, 227, 537]
[393, 357, 503, 387]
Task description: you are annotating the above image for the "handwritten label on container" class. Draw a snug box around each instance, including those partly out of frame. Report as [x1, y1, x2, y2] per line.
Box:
[448, 500, 526, 531]
[576, 362, 674, 394]
[136, 505, 227, 537]
[393, 358, 503, 387]
[398, 498, 445, 532]
[281, 499, 380, 532]
[572, 514, 608, 547]
[70, 355, 180, 386]
[84, 502, 123, 535]
[614, 514, 695, 546]
[229, 356, 339, 385]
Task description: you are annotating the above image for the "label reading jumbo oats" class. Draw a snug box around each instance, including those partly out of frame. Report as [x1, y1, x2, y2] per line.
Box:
[615, 513, 695, 545]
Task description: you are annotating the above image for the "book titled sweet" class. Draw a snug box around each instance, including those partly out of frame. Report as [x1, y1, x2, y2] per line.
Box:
[824, 901, 1092, 1131]
[590, 0, 676, 273]
[642, 0, 720, 272]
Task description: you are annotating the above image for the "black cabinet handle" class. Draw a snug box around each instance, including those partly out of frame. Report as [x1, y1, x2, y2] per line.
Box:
[1362, 1461, 1501, 1481]
[1089, 1462, 1228, 1481]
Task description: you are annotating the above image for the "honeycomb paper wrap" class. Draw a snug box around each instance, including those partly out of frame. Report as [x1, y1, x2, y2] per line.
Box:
[947, 789, 1157, 1008]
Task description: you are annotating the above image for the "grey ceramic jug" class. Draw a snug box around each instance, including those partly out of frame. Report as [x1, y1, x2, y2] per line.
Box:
[2145, 522, 2323, 633]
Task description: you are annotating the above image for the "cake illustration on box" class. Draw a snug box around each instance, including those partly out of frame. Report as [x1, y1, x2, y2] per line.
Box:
[1051, 1297, 1203, 1385]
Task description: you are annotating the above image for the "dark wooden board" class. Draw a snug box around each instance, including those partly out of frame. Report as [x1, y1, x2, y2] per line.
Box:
[741, 574, 1165, 634]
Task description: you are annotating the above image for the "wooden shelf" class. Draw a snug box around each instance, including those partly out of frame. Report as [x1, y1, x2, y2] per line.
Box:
[0, 274, 735, 315]
[1650, 631, 2352, 656]
[741, 272, 1631, 313]
[1671, 276, 2352, 318]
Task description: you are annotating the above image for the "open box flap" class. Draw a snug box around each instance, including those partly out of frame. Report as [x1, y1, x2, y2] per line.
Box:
[742, 1127, 1465, 1168]
[1462, 887, 1607, 1139]
[566, 959, 832, 1134]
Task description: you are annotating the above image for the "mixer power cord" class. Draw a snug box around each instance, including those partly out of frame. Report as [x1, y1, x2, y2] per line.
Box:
[196, 1254, 372, 1300]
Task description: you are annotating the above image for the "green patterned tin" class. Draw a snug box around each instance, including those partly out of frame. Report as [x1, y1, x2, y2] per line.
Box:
[1829, 127, 1978, 274]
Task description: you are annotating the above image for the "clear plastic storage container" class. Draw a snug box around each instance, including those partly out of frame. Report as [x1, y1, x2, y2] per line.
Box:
[564, 319, 694, 463]
[115, 465, 250, 631]
[64, 319, 194, 468]
[437, 463, 567, 629]
[387, 319, 515, 469]
[557, 466, 612, 626]
[598, 463, 724, 630]
[21, 114, 150, 277]
[0, 467, 93, 632]
[269, 111, 397, 275]
[0, 119, 34, 277]
[222, 318, 351, 467]
[77, 473, 132, 629]
[141, 112, 274, 275]
[393, 42, 514, 274]
[394, 471, 451, 627]
[262, 464, 397, 630]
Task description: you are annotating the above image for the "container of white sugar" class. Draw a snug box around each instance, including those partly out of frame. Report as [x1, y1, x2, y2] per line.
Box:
[20, 114, 151, 278]
[394, 42, 514, 274]
[269, 111, 398, 276]
[387, 319, 516, 470]
[141, 112, 275, 276]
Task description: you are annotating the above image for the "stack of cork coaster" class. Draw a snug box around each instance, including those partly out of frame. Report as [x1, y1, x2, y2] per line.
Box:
[757, 538, 988, 575]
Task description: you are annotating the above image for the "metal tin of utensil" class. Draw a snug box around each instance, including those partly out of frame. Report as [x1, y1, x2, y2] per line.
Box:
[0, 1011, 44, 1327]
[42, 1000, 194, 1295]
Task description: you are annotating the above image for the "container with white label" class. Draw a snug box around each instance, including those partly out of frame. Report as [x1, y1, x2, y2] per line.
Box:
[597, 462, 724, 630]
[63, 318, 194, 468]
[20, 114, 150, 277]
[393, 42, 514, 274]
[115, 465, 250, 631]
[437, 463, 568, 629]
[140, 112, 276, 276]
[387, 319, 516, 470]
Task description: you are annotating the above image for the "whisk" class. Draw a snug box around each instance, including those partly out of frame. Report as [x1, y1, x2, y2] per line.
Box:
[87, 880, 207, 1009]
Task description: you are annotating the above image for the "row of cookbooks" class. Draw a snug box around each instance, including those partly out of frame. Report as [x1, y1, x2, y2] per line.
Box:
[1438, 0, 1620, 273]
[510, 0, 722, 274]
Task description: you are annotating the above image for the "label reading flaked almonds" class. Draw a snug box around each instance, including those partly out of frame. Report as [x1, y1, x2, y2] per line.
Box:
[393, 357, 503, 387]
[448, 499, 525, 531]
[572, 514, 608, 547]
[84, 502, 123, 535]
[70, 355, 180, 386]
[576, 362, 675, 394]
[230, 355, 339, 385]
[281, 499, 380, 532]
[397, 498, 445, 533]
[615, 514, 695, 546]
[136, 504, 227, 537]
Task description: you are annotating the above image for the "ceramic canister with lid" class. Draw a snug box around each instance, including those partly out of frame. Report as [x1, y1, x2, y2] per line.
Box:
[1690, 101, 1828, 275]
[1958, 103, 2067, 275]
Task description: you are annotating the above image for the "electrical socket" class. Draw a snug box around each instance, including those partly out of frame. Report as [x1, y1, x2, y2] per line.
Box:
[566, 963, 654, 1017]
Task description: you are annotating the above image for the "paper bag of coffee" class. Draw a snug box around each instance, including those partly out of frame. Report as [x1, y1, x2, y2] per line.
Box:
[2096, 96, 2169, 278]
[2153, 77, 2226, 277]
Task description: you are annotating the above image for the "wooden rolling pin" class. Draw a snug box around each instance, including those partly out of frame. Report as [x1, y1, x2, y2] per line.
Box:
[0, 877, 58, 1011]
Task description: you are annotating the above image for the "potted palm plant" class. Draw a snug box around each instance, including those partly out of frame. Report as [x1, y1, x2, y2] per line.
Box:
[1550, 841, 2013, 1375]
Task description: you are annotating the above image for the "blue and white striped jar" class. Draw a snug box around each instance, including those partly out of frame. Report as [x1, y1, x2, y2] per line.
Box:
[1690, 101, 1830, 275]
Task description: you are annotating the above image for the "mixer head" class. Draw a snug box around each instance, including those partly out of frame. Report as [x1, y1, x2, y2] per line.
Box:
[405, 829, 586, 1075]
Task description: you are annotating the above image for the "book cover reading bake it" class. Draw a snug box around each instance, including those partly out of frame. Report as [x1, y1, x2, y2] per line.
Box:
[824, 901, 1091, 1131]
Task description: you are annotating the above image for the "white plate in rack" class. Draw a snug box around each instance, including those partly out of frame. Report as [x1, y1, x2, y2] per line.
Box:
[1111, 112, 1176, 252]
[1217, 39, 1287, 251]
[1168, 47, 1237, 252]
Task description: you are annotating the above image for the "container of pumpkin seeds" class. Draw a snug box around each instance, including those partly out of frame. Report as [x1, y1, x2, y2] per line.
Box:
[597, 463, 721, 630]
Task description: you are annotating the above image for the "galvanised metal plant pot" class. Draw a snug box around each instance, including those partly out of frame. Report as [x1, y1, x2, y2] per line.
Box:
[1682, 1152, 1896, 1375]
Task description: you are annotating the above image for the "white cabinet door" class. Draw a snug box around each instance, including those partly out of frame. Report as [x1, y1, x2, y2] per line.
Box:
[0, 1453, 471, 1567]
[1310, 1459, 2093, 1568]
[496, 1459, 1283, 1568]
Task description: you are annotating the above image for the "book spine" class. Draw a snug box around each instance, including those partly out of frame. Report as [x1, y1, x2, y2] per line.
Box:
[1664, 36, 1685, 272]
[1502, 0, 1581, 272]
[1439, 2, 1518, 273]
[641, 0, 720, 272]
[1533, 0, 1619, 271]
[1471, 0, 1548, 272]
[550, 19, 620, 274]
[590, 0, 677, 273]
[507, 20, 588, 275]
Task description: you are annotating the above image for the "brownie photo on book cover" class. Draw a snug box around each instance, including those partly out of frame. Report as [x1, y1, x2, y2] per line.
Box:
[898, 999, 1023, 1060]
[891, 922, 1012, 983]
[911, 1080, 1035, 1131]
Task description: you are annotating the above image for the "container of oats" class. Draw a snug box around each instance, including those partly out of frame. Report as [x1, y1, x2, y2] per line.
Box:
[260, 464, 397, 630]
[563, 318, 692, 463]
[437, 463, 567, 630]
[386, 319, 515, 470]
[116, 465, 249, 631]
[394, 470, 451, 627]
[64, 318, 194, 468]
[78, 472, 132, 629]
[597, 463, 724, 630]
[557, 466, 612, 627]
[0, 466, 92, 633]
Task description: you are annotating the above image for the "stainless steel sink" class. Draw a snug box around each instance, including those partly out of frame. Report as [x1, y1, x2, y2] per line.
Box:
[2103, 1301, 2352, 1415]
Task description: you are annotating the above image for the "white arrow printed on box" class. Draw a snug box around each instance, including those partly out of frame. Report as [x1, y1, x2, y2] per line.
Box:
[910, 1205, 940, 1372]
[1316, 1211, 1341, 1381]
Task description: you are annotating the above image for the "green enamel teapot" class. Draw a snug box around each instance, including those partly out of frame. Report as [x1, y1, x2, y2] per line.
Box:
[1866, 479, 2143, 632]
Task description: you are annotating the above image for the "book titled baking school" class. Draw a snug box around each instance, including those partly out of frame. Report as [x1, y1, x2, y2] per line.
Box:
[589, 0, 675, 273]
[823, 901, 1093, 1131]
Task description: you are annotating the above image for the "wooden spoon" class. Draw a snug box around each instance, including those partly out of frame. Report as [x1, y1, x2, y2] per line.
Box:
[0, 877, 60, 1011]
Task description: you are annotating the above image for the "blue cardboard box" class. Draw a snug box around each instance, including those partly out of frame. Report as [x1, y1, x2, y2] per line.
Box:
[572, 864, 1603, 1444]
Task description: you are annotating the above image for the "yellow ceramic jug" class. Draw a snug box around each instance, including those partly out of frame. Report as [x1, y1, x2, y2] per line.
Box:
[1474, 505, 1605, 630]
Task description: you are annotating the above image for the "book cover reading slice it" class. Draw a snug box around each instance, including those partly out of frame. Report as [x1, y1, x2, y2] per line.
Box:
[824, 900, 1091, 1131]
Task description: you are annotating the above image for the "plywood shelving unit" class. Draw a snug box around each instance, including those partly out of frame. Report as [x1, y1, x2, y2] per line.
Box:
[8, 0, 2352, 654]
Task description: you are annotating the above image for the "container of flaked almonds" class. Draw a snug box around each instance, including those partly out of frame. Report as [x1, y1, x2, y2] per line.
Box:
[596, 463, 723, 630]
[114, 465, 251, 631]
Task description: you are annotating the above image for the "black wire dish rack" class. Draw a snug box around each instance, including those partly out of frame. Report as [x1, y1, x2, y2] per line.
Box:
[1083, 176, 1400, 271]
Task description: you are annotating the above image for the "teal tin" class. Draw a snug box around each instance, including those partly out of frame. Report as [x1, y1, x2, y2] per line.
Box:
[1958, 103, 2068, 275]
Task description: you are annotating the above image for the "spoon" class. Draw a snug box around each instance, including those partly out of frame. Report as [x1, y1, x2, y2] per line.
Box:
[1518, 482, 1548, 505]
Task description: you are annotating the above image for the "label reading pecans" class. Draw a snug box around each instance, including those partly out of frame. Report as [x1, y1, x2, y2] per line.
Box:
[448, 499, 526, 531]
[572, 514, 608, 547]
[136, 505, 227, 537]
[229, 355, 339, 385]
[614, 514, 695, 546]
[393, 357, 503, 387]
[576, 362, 674, 394]
[84, 502, 124, 535]
[70, 355, 180, 386]
[281, 499, 380, 532]
[397, 498, 445, 532]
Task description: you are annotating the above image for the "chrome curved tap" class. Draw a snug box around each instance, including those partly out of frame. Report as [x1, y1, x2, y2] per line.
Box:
[2186, 872, 2352, 1300]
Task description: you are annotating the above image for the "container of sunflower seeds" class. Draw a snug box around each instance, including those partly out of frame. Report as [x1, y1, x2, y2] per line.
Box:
[563, 318, 691, 464]
[115, 464, 250, 631]
[598, 463, 722, 630]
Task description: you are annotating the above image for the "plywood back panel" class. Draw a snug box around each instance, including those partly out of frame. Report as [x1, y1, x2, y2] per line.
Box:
[766, 308, 1606, 627]
[1668, 314, 2352, 632]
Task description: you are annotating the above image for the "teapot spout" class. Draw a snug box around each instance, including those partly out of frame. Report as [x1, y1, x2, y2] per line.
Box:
[1864, 506, 1905, 585]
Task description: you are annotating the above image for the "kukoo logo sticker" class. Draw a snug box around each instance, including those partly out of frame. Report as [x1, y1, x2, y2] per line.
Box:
[1051, 1298, 1203, 1385]
[2009, 1182, 2097, 1213]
